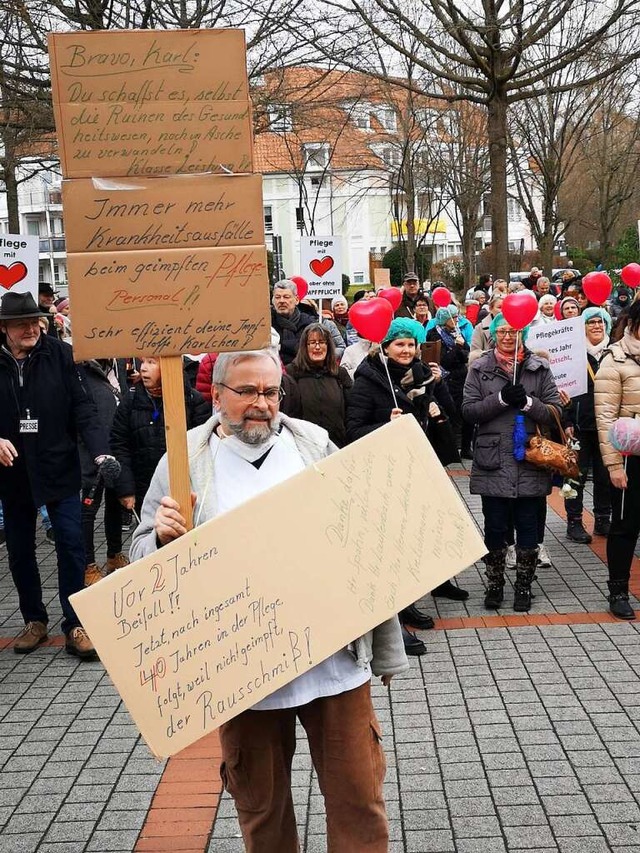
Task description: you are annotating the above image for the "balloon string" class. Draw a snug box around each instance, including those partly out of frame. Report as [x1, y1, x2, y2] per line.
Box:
[382, 352, 399, 409]
[513, 333, 519, 384]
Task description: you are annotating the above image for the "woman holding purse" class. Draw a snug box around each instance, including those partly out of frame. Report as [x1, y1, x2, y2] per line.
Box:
[462, 313, 562, 612]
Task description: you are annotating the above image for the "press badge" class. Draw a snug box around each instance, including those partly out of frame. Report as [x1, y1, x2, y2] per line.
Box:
[20, 409, 38, 434]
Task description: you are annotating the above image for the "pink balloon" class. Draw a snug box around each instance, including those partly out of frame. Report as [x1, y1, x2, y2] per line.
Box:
[621, 263, 640, 288]
[378, 287, 403, 312]
[582, 271, 612, 305]
[501, 292, 539, 330]
[348, 298, 393, 343]
[290, 275, 308, 301]
[432, 287, 451, 309]
[554, 302, 563, 320]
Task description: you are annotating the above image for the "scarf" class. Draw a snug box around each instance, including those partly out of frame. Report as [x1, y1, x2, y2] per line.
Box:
[436, 325, 456, 349]
[586, 335, 609, 360]
[384, 355, 433, 402]
[493, 345, 525, 378]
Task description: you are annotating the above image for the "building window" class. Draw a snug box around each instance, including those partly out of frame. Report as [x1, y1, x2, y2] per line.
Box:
[374, 107, 397, 131]
[310, 175, 324, 187]
[264, 206, 273, 233]
[353, 271, 365, 284]
[346, 102, 372, 130]
[26, 218, 42, 237]
[295, 207, 305, 231]
[377, 146, 401, 168]
[416, 108, 441, 129]
[267, 105, 293, 133]
[53, 263, 66, 285]
[507, 198, 522, 222]
[303, 143, 330, 170]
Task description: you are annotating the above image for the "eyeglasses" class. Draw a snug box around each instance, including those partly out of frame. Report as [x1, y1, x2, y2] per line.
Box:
[307, 340, 328, 349]
[218, 384, 284, 403]
[496, 329, 518, 338]
[586, 319, 604, 326]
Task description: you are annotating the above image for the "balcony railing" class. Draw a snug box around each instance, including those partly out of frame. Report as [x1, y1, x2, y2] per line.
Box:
[39, 237, 66, 253]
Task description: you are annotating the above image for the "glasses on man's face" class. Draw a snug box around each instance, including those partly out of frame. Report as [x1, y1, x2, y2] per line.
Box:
[307, 339, 327, 349]
[496, 329, 518, 338]
[586, 319, 604, 326]
[218, 384, 284, 404]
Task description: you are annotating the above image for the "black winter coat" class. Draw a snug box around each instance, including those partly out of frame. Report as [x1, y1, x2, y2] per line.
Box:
[567, 351, 604, 433]
[110, 382, 210, 505]
[0, 335, 108, 505]
[77, 360, 124, 490]
[426, 327, 469, 404]
[271, 307, 316, 365]
[346, 354, 449, 443]
[286, 364, 352, 447]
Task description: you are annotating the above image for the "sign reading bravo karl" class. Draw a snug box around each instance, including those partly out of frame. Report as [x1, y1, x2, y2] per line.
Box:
[300, 235, 343, 300]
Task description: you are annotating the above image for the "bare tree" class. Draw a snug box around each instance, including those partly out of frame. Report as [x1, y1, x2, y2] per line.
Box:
[286, 0, 640, 278]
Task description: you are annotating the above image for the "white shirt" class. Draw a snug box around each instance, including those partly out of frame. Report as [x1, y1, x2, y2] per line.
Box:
[209, 425, 370, 709]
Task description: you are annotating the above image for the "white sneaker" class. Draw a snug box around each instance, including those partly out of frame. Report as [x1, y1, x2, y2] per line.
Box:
[506, 545, 516, 569]
[537, 544, 551, 568]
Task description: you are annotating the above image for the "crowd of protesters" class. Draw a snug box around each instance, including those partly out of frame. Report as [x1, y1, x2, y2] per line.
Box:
[1, 266, 640, 853]
[1, 269, 640, 642]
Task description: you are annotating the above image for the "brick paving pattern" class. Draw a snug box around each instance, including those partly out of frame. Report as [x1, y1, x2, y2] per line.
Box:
[1, 466, 640, 852]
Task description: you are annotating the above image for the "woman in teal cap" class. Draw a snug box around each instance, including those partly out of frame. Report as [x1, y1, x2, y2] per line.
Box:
[347, 317, 468, 654]
[564, 306, 612, 543]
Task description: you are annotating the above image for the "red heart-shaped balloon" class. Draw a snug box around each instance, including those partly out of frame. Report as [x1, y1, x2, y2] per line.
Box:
[465, 303, 480, 326]
[501, 292, 539, 330]
[348, 297, 393, 343]
[582, 271, 612, 306]
[432, 286, 451, 308]
[0, 262, 28, 290]
[378, 287, 403, 312]
[620, 263, 640, 288]
[290, 275, 308, 301]
[309, 256, 334, 277]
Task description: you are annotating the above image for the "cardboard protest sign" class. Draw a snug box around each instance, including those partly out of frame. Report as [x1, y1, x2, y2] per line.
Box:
[300, 235, 343, 299]
[67, 244, 270, 361]
[70, 415, 486, 758]
[64, 174, 264, 254]
[374, 268, 391, 288]
[0, 234, 39, 300]
[527, 318, 587, 398]
[49, 30, 253, 178]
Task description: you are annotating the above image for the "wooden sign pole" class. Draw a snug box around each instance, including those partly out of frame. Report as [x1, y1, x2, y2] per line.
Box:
[160, 356, 193, 531]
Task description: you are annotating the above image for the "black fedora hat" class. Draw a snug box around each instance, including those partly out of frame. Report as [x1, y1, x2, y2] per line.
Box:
[0, 291, 47, 321]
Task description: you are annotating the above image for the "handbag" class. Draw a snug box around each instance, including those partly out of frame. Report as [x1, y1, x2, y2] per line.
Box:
[524, 405, 580, 478]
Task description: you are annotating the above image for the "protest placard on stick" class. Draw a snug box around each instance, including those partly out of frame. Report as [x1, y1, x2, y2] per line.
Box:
[527, 318, 588, 398]
[49, 30, 253, 178]
[64, 174, 264, 254]
[70, 416, 486, 758]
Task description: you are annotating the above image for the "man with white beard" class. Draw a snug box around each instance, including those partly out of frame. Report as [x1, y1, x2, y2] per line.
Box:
[130, 348, 407, 853]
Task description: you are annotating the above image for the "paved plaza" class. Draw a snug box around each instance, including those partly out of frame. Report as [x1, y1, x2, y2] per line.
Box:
[1, 467, 640, 853]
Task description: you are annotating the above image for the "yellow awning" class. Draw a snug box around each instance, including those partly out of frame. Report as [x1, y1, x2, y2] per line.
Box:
[391, 218, 447, 237]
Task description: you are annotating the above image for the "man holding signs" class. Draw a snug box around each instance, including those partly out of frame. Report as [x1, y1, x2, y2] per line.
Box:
[130, 348, 408, 853]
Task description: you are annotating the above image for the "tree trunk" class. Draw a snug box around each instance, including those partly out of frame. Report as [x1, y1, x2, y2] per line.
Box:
[539, 231, 555, 282]
[4, 157, 20, 234]
[461, 215, 477, 286]
[404, 163, 417, 273]
[487, 90, 509, 280]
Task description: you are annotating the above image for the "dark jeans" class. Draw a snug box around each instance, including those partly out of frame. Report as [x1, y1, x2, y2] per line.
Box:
[565, 429, 611, 520]
[607, 457, 640, 584]
[81, 483, 123, 564]
[505, 496, 547, 546]
[482, 495, 540, 551]
[3, 491, 86, 635]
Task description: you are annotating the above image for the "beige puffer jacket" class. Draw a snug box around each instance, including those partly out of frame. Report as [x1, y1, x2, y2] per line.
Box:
[594, 334, 640, 470]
